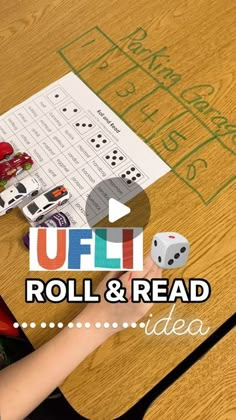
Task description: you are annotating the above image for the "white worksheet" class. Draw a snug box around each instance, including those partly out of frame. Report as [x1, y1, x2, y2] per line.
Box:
[0, 72, 170, 226]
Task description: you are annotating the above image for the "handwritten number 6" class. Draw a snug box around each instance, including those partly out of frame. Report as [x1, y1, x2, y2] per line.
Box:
[186, 158, 208, 181]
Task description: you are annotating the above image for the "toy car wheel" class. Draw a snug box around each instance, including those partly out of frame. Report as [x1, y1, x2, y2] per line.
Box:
[0, 179, 7, 187]
[6, 208, 13, 214]
[31, 190, 39, 197]
[4, 154, 12, 160]
[16, 167, 23, 175]
[59, 199, 69, 206]
[23, 163, 32, 171]
[35, 215, 44, 222]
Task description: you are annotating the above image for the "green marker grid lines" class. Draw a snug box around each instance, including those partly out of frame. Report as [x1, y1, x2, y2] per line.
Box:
[57, 26, 235, 205]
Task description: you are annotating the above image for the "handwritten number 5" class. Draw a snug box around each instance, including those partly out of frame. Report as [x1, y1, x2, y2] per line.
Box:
[163, 130, 186, 152]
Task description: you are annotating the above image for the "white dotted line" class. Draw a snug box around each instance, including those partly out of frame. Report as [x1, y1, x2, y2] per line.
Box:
[13, 321, 146, 329]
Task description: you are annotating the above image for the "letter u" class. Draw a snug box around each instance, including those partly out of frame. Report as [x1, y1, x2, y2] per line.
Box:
[37, 229, 66, 270]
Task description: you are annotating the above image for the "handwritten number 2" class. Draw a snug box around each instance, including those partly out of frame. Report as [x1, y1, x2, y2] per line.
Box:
[116, 82, 136, 97]
[99, 61, 109, 70]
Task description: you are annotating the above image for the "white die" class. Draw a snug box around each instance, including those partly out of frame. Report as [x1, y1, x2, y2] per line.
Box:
[151, 232, 190, 269]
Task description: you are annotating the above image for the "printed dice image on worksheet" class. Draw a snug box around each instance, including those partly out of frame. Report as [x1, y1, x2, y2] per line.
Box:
[119, 164, 145, 187]
[0, 72, 170, 227]
[47, 87, 68, 104]
[87, 131, 111, 151]
[58, 101, 81, 119]
[102, 146, 127, 168]
[73, 116, 96, 135]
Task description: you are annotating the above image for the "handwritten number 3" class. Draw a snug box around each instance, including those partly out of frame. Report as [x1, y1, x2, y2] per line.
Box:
[116, 82, 136, 97]
[186, 158, 208, 181]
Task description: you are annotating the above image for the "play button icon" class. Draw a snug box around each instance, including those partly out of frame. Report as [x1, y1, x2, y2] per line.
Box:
[85, 177, 151, 243]
[108, 198, 131, 223]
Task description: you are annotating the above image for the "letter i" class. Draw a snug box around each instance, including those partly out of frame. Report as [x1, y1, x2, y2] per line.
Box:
[122, 229, 133, 269]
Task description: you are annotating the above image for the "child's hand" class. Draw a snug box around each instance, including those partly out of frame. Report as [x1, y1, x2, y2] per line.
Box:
[0, 255, 161, 420]
[79, 255, 162, 335]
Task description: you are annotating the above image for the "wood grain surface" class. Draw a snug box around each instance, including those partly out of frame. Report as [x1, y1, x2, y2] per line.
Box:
[0, 0, 235, 419]
[145, 329, 236, 420]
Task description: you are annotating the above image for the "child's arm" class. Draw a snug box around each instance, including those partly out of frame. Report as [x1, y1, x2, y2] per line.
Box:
[0, 314, 111, 420]
[0, 255, 161, 420]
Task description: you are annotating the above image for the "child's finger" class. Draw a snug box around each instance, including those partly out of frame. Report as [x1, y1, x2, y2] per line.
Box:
[145, 263, 163, 281]
[126, 262, 162, 301]
[119, 254, 154, 283]
[95, 271, 125, 294]
[104, 270, 125, 280]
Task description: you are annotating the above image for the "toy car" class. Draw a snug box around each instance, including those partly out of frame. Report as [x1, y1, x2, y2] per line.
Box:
[23, 212, 71, 249]
[0, 176, 40, 216]
[0, 142, 14, 160]
[0, 152, 33, 186]
[22, 185, 69, 222]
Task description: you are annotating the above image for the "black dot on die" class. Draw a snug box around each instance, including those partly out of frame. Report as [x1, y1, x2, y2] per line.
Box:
[63, 108, 67, 112]
[132, 177, 136, 181]
[158, 256, 162, 263]
[88, 124, 92, 127]
[154, 240, 157, 247]
[96, 144, 100, 148]
[98, 134, 102, 138]
[82, 123, 86, 127]
[112, 156, 117, 160]
[113, 150, 118, 154]
[131, 167, 135, 171]
[73, 109, 78, 112]
[102, 140, 107, 143]
[121, 174, 126, 178]
[76, 123, 80, 126]
[105, 155, 110, 159]
[111, 162, 116, 166]
[119, 156, 124, 160]
[168, 259, 174, 265]
[137, 173, 141, 177]
[126, 170, 131, 175]
[55, 94, 59, 98]
[180, 247, 186, 253]
[174, 253, 180, 259]
[127, 180, 131, 184]
[91, 139, 95, 142]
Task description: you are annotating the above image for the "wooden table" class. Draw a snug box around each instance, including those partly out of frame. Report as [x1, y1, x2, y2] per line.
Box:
[145, 329, 236, 420]
[0, 1, 235, 419]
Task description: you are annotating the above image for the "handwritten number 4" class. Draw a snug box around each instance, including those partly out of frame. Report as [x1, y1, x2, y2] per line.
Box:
[140, 105, 159, 122]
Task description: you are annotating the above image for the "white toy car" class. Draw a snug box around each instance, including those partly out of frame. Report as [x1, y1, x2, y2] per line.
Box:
[22, 185, 69, 222]
[0, 176, 40, 216]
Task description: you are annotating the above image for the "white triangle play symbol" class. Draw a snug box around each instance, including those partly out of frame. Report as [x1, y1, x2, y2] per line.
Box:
[108, 198, 131, 223]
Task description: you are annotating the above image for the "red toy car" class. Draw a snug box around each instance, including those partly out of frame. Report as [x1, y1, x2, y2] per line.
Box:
[0, 152, 34, 186]
[0, 142, 14, 160]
